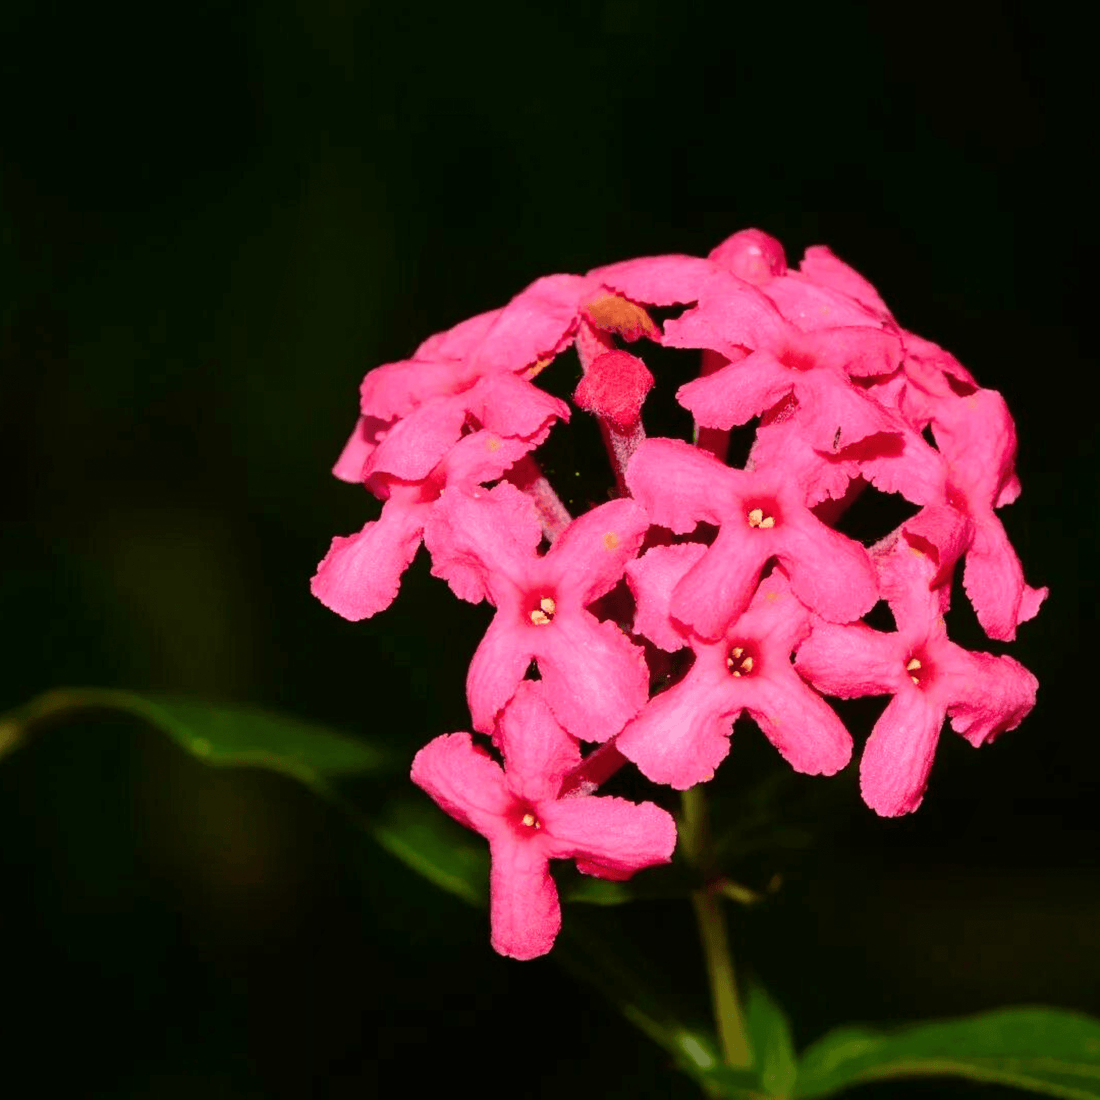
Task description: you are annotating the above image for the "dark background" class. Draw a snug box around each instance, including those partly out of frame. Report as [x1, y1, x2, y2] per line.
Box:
[1, 2, 1095, 1096]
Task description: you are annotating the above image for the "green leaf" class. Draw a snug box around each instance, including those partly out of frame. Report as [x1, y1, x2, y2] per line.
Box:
[794, 1007, 1100, 1099]
[371, 795, 489, 908]
[746, 984, 797, 1097]
[0, 688, 391, 793]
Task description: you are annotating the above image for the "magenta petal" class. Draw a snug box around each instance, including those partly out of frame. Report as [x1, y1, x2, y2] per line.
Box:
[360, 357, 475, 422]
[587, 254, 717, 306]
[410, 732, 512, 835]
[942, 647, 1039, 748]
[466, 615, 532, 734]
[438, 430, 534, 487]
[497, 682, 582, 803]
[535, 614, 649, 742]
[963, 516, 1049, 641]
[799, 326, 902, 378]
[414, 307, 502, 359]
[616, 669, 738, 789]
[779, 518, 878, 624]
[469, 274, 586, 374]
[627, 543, 707, 652]
[332, 415, 388, 483]
[311, 500, 425, 621]
[364, 398, 468, 481]
[540, 795, 677, 875]
[797, 246, 892, 318]
[765, 275, 885, 331]
[663, 272, 787, 355]
[672, 523, 771, 640]
[741, 674, 852, 776]
[860, 691, 945, 816]
[488, 835, 560, 960]
[626, 437, 738, 533]
[545, 497, 650, 605]
[465, 371, 571, 438]
[709, 229, 787, 284]
[795, 621, 904, 697]
[676, 349, 795, 430]
[424, 483, 543, 605]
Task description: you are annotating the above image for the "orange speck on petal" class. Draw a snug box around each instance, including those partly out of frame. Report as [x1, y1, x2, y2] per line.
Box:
[603, 531, 620, 550]
[487, 437, 501, 451]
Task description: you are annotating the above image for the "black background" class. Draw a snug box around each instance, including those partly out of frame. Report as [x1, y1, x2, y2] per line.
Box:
[1, 2, 1095, 1096]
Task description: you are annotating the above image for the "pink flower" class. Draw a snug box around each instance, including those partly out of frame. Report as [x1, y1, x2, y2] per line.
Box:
[410, 683, 677, 960]
[619, 551, 851, 788]
[903, 386, 1048, 640]
[424, 483, 651, 740]
[311, 429, 536, 621]
[795, 511, 1039, 815]
[666, 273, 903, 460]
[627, 437, 878, 639]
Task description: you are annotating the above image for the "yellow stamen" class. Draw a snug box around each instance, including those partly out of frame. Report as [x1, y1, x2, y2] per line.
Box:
[910, 675, 920, 685]
[759, 515, 775, 529]
[530, 610, 551, 625]
[748, 508, 764, 526]
[730, 647, 743, 659]
[521, 813, 540, 829]
[741, 656, 754, 673]
[540, 597, 556, 615]
[906, 657, 921, 671]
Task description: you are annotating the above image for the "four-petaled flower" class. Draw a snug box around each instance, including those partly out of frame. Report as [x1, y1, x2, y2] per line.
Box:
[411, 683, 677, 959]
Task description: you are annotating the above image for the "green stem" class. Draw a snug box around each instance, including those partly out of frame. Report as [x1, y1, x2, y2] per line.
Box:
[681, 785, 752, 1069]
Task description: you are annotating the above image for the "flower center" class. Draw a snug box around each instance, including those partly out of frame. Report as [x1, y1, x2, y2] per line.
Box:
[529, 595, 557, 626]
[726, 643, 758, 678]
[520, 812, 541, 830]
[746, 507, 776, 529]
[905, 653, 931, 688]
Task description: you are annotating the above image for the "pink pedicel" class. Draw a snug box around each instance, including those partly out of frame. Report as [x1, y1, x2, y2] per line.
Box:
[315, 229, 1044, 953]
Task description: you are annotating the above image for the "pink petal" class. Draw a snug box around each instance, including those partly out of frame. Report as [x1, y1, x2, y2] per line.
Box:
[672, 521, 773, 640]
[860, 691, 945, 816]
[798, 326, 902, 378]
[616, 667, 739, 788]
[359, 357, 476, 422]
[497, 682, 582, 803]
[311, 498, 425, 621]
[414, 307, 502, 359]
[794, 621, 905, 698]
[468, 274, 586, 374]
[465, 371, 571, 439]
[626, 543, 707, 652]
[545, 497, 650, 605]
[363, 397, 467, 481]
[488, 835, 560, 960]
[797, 246, 892, 318]
[424, 482, 543, 605]
[588, 254, 718, 305]
[438, 430, 535, 488]
[534, 613, 649, 742]
[740, 674, 853, 776]
[676, 349, 795, 430]
[626, 437, 739, 533]
[963, 515, 1048, 641]
[410, 731, 512, 836]
[540, 795, 677, 875]
[332, 415, 388, 483]
[778, 514, 879, 624]
[941, 646, 1039, 748]
[663, 272, 787, 356]
[765, 275, 886, 331]
[466, 614, 533, 734]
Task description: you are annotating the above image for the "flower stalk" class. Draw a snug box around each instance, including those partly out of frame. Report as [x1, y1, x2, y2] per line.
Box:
[681, 784, 752, 1069]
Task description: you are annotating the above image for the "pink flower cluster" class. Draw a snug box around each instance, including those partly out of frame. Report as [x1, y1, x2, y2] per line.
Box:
[313, 229, 1045, 958]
